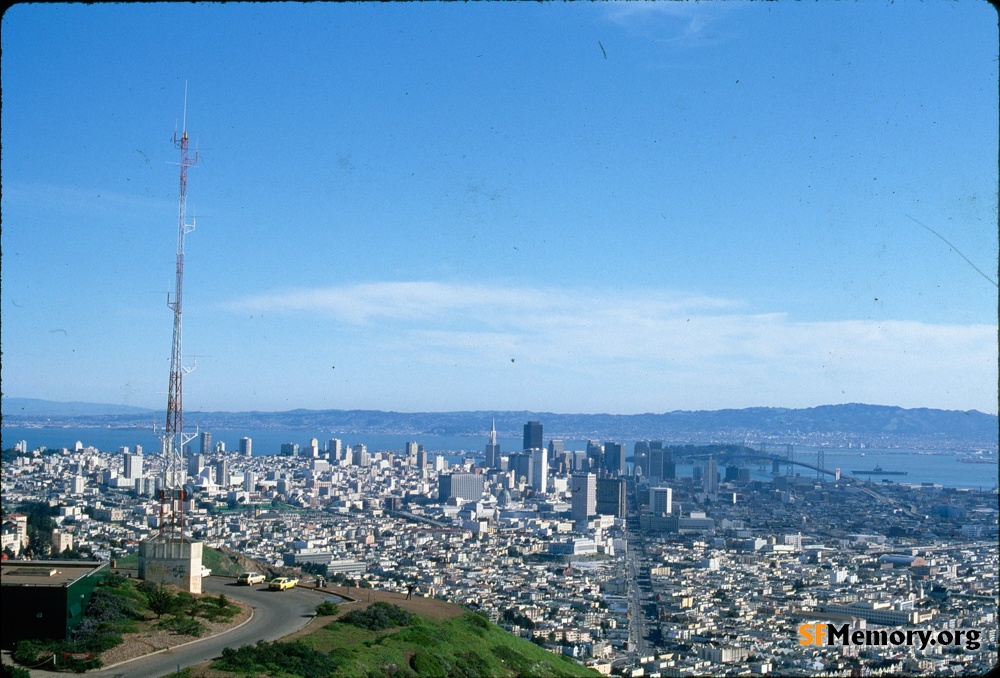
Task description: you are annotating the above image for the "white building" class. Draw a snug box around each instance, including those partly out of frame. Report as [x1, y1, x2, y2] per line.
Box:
[650, 486, 673, 516]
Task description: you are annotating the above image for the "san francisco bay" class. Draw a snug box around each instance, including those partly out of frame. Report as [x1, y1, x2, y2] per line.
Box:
[3, 426, 995, 490]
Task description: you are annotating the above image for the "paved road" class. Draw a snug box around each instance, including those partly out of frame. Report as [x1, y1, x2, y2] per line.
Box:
[86, 579, 348, 678]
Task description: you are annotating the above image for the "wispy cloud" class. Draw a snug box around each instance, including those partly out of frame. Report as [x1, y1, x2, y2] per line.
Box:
[229, 282, 996, 390]
[231, 282, 743, 328]
[1, 182, 174, 224]
[223, 281, 998, 412]
[601, 1, 735, 47]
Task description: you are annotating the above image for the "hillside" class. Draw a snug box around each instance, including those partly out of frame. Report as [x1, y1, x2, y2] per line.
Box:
[195, 590, 599, 678]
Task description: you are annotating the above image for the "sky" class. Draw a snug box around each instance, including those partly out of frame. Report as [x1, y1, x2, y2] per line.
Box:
[1, 2, 997, 416]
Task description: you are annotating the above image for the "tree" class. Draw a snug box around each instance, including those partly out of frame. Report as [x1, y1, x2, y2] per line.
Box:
[145, 585, 178, 619]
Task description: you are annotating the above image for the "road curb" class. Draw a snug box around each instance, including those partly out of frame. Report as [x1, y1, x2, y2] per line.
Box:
[95, 605, 256, 672]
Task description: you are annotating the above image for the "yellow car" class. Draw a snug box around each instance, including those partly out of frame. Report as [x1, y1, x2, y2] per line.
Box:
[268, 577, 298, 591]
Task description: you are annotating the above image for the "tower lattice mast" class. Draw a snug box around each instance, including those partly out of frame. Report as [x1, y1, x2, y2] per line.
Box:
[160, 84, 199, 539]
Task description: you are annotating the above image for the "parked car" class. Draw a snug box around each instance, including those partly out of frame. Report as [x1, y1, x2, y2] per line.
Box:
[201, 566, 211, 577]
[268, 577, 298, 591]
[237, 572, 266, 585]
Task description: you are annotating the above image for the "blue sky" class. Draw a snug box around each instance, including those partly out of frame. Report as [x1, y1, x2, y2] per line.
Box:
[2, 2, 997, 415]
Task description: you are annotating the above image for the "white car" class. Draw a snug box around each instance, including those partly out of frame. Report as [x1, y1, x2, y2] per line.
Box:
[200, 566, 211, 577]
[237, 572, 266, 585]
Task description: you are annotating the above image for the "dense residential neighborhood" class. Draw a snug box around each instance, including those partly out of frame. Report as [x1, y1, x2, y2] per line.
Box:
[2, 430, 997, 676]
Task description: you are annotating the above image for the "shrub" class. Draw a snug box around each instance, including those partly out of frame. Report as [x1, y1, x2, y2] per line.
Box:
[454, 650, 492, 676]
[464, 612, 490, 636]
[86, 587, 143, 627]
[12, 640, 46, 667]
[493, 646, 535, 675]
[215, 640, 341, 678]
[197, 597, 239, 623]
[410, 651, 447, 677]
[315, 601, 340, 616]
[2, 663, 31, 678]
[145, 585, 179, 619]
[339, 602, 411, 631]
[98, 572, 131, 589]
[159, 615, 206, 637]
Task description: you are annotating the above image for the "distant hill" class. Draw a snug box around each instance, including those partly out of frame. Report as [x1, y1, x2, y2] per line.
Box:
[2, 397, 155, 417]
[2, 398, 996, 448]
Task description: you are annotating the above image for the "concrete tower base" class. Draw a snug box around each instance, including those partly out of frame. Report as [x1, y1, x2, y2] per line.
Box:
[138, 537, 204, 594]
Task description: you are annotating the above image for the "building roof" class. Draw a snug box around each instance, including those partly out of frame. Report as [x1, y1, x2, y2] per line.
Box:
[0, 560, 106, 588]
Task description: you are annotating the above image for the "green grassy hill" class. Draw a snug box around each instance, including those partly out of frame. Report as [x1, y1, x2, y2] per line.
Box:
[209, 600, 599, 678]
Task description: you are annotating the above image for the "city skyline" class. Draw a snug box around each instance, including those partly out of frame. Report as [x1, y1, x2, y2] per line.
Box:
[2, 3, 997, 415]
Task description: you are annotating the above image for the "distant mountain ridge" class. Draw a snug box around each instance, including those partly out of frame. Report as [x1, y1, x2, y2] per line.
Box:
[3, 398, 996, 448]
[2, 397, 155, 417]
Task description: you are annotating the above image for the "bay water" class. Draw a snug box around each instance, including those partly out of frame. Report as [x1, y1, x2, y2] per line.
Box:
[3, 426, 995, 490]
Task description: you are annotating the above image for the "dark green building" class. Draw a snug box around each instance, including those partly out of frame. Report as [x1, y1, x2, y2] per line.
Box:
[0, 560, 108, 649]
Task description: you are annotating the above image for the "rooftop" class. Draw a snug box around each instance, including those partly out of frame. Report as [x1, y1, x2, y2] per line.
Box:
[0, 559, 106, 587]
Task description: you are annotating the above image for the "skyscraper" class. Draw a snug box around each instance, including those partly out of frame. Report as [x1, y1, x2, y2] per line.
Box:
[328, 438, 343, 461]
[650, 486, 673, 516]
[124, 452, 143, 480]
[214, 459, 229, 486]
[571, 473, 596, 525]
[239, 437, 253, 457]
[352, 444, 370, 467]
[649, 442, 664, 482]
[548, 439, 566, 473]
[704, 458, 719, 494]
[509, 452, 533, 485]
[604, 442, 626, 477]
[586, 440, 604, 473]
[485, 420, 501, 468]
[438, 473, 485, 502]
[531, 447, 548, 493]
[596, 477, 627, 518]
[523, 421, 543, 452]
[200, 431, 212, 457]
[187, 454, 204, 479]
[633, 441, 649, 477]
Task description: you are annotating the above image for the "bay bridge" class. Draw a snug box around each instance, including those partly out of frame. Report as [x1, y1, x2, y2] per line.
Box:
[682, 447, 838, 477]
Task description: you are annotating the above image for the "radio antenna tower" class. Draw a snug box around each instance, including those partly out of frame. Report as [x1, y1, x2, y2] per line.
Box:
[160, 82, 199, 538]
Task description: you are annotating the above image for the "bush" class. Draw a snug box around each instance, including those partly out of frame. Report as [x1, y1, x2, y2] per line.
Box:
[12, 639, 104, 673]
[410, 651, 447, 677]
[339, 602, 411, 631]
[99, 572, 131, 589]
[12, 640, 47, 667]
[465, 611, 490, 630]
[158, 615, 206, 637]
[2, 663, 31, 678]
[315, 601, 340, 616]
[215, 640, 341, 678]
[86, 587, 144, 627]
[145, 585, 179, 618]
[493, 646, 535, 675]
[197, 597, 239, 623]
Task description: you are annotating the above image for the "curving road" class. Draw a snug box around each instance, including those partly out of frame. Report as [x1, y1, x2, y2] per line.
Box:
[85, 578, 349, 678]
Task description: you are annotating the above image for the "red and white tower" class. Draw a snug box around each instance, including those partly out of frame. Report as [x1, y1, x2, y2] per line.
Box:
[160, 85, 199, 538]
